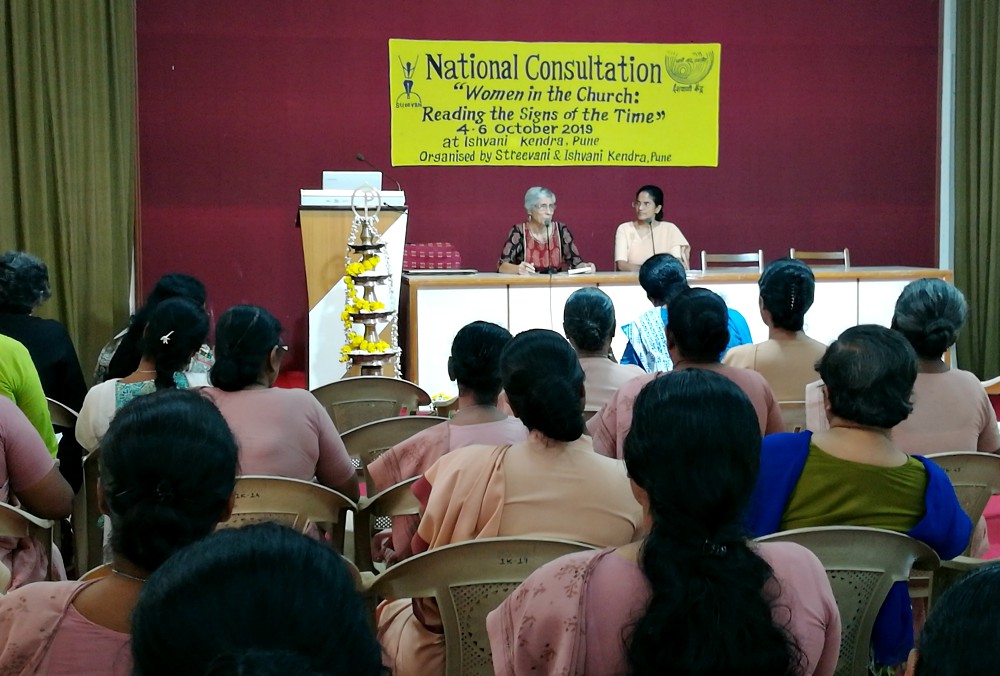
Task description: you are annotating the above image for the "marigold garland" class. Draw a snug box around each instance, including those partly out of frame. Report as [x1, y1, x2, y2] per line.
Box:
[340, 256, 392, 363]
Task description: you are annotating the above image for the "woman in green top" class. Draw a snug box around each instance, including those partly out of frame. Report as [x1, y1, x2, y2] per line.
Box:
[746, 325, 972, 669]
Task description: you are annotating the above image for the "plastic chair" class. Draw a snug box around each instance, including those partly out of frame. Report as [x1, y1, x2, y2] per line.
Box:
[354, 476, 420, 572]
[328, 399, 401, 432]
[757, 526, 939, 676]
[340, 415, 448, 493]
[46, 397, 78, 429]
[366, 536, 595, 676]
[219, 476, 358, 552]
[778, 400, 806, 432]
[922, 452, 1000, 602]
[71, 450, 102, 573]
[700, 249, 764, 272]
[312, 376, 432, 418]
[789, 248, 851, 269]
[0, 503, 55, 587]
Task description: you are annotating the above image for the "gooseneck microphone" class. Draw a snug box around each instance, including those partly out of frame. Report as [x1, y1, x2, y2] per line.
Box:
[355, 153, 403, 193]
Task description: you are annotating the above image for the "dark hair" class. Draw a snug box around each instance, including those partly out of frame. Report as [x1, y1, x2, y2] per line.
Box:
[0, 251, 51, 313]
[817, 324, 916, 428]
[500, 329, 584, 441]
[915, 563, 1000, 676]
[108, 273, 208, 380]
[758, 258, 815, 331]
[638, 254, 688, 306]
[131, 523, 383, 676]
[624, 370, 799, 675]
[212, 305, 282, 392]
[666, 288, 730, 362]
[100, 389, 237, 572]
[450, 321, 513, 405]
[139, 297, 210, 389]
[563, 287, 616, 353]
[636, 185, 664, 221]
[891, 278, 968, 359]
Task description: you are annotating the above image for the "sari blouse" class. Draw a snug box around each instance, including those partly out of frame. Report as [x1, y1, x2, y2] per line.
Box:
[497, 222, 584, 272]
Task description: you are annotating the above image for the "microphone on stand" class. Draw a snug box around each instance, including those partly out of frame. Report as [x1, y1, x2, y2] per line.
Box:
[355, 153, 403, 193]
[544, 218, 554, 277]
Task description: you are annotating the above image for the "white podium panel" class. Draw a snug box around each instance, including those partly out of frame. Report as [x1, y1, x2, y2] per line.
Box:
[402, 269, 951, 398]
[411, 286, 508, 397]
[857, 280, 911, 327]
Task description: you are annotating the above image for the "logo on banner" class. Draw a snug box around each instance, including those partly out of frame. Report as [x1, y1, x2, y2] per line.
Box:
[665, 51, 714, 92]
[396, 56, 423, 106]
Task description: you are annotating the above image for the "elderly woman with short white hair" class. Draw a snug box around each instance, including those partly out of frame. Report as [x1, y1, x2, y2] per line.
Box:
[497, 186, 595, 275]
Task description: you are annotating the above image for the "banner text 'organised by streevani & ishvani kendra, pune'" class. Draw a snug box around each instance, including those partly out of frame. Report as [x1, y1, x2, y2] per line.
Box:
[389, 40, 720, 167]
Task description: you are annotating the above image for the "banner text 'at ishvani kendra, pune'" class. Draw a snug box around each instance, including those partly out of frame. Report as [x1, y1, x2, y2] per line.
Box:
[389, 40, 720, 166]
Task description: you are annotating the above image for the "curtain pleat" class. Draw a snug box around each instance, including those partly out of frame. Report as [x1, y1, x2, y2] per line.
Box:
[0, 0, 136, 381]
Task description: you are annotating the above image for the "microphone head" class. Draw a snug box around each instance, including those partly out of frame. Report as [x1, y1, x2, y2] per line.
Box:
[543, 218, 551, 228]
[355, 153, 366, 162]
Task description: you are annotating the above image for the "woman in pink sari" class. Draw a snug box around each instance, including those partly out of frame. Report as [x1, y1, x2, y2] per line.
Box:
[0, 389, 238, 675]
[378, 329, 643, 676]
[489, 369, 841, 676]
[367, 320, 526, 564]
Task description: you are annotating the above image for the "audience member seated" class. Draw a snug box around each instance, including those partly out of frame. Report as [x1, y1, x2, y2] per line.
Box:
[745, 325, 972, 670]
[378, 329, 642, 676]
[0, 396, 73, 590]
[724, 257, 827, 401]
[0, 251, 88, 490]
[905, 563, 1000, 676]
[77, 298, 209, 452]
[562, 287, 644, 410]
[204, 304, 358, 500]
[497, 186, 595, 275]
[489, 370, 840, 675]
[590, 287, 784, 459]
[0, 333, 58, 457]
[94, 273, 213, 383]
[131, 523, 382, 676]
[0, 389, 238, 674]
[890, 279, 1000, 454]
[614, 184, 690, 270]
[367, 320, 526, 564]
[621, 253, 751, 371]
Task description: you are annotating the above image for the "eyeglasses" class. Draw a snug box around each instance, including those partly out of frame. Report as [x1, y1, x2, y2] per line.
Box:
[533, 203, 556, 211]
[275, 344, 289, 353]
[632, 201, 655, 209]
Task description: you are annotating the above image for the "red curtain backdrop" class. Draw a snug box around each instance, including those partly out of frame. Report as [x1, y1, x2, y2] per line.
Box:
[136, 0, 941, 370]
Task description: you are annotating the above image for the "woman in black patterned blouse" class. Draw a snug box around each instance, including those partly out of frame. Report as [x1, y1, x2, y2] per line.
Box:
[497, 187, 595, 275]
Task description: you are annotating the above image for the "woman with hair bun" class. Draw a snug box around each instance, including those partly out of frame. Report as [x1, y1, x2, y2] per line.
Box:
[378, 329, 642, 676]
[724, 258, 827, 401]
[490, 369, 841, 675]
[563, 287, 643, 410]
[96, 272, 212, 383]
[76, 297, 210, 452]
[367, 320, 526, 564]
[0, 388, 239, 674]
[131, 523, 382, 676]
[205, 305, 358, 500]
[747, 325, 972, 670]
[889, 278, 999, 454]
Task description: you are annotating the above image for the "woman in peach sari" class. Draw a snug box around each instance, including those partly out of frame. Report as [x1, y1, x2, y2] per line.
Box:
[367, 321, 527, 564]
[377, 329, 643, 676]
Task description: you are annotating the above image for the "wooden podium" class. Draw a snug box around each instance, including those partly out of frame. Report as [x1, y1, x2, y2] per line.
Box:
[298, 202, 407, 386]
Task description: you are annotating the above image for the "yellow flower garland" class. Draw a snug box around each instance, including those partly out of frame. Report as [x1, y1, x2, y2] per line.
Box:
[340, 256, 391, 363]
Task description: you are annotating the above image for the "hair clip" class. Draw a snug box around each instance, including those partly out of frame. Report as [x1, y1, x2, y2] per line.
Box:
[160, 330, 174, 345]
[156, 480, 175, 503]
[703, 540, 728, 557]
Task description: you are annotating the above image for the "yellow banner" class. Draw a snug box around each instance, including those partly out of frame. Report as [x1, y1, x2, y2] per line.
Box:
[389, 39, 720, 167]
